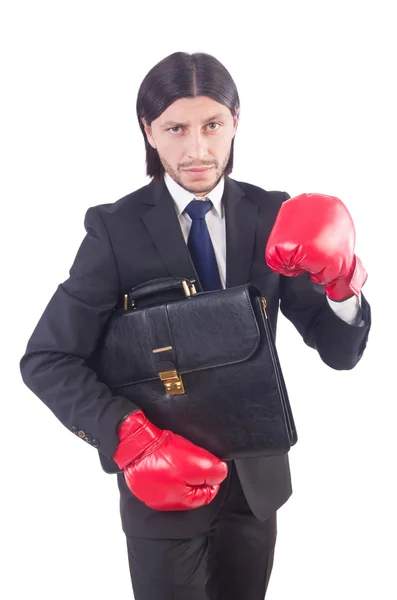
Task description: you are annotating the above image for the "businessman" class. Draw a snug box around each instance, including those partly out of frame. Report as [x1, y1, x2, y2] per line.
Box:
[20, 51, 371, 600]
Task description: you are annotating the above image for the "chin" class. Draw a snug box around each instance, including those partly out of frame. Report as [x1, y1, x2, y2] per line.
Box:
[184, 169, 220, 188]
[185, 181, 217, 195]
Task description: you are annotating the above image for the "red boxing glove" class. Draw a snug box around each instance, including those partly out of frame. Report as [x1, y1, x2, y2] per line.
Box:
[112, 410, 228, 511]
[265, 193, 368, 301]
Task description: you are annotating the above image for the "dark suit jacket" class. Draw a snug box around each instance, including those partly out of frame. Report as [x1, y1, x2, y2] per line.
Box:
[20, 176, 371, 539]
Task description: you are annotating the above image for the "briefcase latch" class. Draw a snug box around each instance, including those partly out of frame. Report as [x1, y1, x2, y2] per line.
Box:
[159, 370, 185, 395]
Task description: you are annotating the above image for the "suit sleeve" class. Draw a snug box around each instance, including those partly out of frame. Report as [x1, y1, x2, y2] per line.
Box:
[278, 192, 372, 370]
[19, 206, 140, 459]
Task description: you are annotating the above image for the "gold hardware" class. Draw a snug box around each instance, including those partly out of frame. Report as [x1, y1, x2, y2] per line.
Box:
[78, 430, 86, 438]
[152, 346, 173, 354]
[125, 280, 196, 309]
[260, 297, 268, 320]
[182, 280, 191, 297]
[124, 295, 135, 311]
[159, 370, 185, 395]
[182, 279, 197, 296]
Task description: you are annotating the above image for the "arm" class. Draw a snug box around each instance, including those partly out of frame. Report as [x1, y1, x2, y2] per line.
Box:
[326, 293, 365, 327]
[268, 191, 371, 370]
[20, 206, 227, 510]
[19, 206, 141, 460]
[279, 271, 371, 370]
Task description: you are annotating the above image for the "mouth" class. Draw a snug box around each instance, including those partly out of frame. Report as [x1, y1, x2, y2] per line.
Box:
[184, 167, 213, 174]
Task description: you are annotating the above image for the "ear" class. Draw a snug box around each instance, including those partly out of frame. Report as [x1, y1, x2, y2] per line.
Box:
[141, 117, 157, 149]
[233, 106, 240, 134]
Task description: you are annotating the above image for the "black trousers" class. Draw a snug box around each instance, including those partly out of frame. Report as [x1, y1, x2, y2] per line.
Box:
[125, 462, 277, 600]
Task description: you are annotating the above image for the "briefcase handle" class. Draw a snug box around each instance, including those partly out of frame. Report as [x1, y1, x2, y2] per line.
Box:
[124, 276, 198, 310]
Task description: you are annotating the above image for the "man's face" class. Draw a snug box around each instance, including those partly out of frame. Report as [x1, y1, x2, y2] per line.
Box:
[142, 96, 239, 197]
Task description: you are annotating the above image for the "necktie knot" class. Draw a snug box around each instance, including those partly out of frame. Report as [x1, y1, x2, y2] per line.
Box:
[184, 199, 213, 220]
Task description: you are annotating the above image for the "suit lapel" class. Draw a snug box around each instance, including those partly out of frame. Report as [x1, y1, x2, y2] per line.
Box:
[141, 176, 258, 291]
[224, 177, 258, 288]
[141, 178, 203, 290]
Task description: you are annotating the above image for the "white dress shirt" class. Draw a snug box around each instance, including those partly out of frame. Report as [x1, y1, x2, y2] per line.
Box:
[164, 172, 362, 326]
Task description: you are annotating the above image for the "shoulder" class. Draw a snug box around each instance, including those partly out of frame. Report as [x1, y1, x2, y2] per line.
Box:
[93, 181, 151, 216]
[82, 180, 154, 232]
[228, 177, 289, 206]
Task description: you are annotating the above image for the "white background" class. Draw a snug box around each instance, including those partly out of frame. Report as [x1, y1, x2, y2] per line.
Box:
[1, 1, 396, 598]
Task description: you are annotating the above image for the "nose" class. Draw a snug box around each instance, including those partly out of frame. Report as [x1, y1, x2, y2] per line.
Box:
[186, 129, 210, 161]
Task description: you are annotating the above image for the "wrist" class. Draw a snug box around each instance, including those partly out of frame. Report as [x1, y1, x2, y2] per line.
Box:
[324, 255, 368, 301]
[112, 410, 162, 470]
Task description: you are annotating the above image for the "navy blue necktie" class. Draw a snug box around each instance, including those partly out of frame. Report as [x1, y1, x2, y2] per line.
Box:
[184, 199, 222, 291]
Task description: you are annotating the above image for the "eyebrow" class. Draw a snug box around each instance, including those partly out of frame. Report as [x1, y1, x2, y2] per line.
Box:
[160, 113, 225, 128]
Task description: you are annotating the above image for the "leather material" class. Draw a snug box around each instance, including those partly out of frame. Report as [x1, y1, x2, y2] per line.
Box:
[265, 193, 368, 300]
[112, 410, 163, 469]
[88, 278, 298, 462]
[324, 254, 368, 301]
[113, 410, 229, 511]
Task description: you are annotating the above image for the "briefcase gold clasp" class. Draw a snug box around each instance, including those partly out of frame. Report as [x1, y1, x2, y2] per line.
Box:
[182, 279, 197, 297]
[124, 294, 136, 311]
[159, 369, 185, 395]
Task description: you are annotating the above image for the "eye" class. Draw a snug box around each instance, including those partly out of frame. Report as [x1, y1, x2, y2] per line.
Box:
[167, 123, 221, 134]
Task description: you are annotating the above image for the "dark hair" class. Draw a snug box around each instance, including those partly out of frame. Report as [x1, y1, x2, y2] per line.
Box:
[136, 52, 240, 181]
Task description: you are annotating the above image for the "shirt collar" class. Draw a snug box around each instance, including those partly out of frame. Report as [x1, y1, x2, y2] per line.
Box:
[164, 171, 225, 219]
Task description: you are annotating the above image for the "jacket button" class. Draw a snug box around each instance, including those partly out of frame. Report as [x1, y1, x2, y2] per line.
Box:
[78, 430, 86, 438]
[84, 434, 92, 443]
[92, 439, 99, 448]
[71, 426, 77, 434]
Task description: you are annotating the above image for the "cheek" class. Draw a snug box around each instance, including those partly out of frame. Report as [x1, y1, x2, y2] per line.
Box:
[156, 140, 177, 162]
[217, 132, 233, 149]
[162, 137, 182, 153]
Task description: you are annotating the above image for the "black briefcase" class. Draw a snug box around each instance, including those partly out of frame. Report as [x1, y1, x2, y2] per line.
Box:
[89, 276, 298, 460]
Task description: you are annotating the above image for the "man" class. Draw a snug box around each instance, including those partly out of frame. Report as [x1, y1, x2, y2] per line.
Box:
[20, 51, 371, 599]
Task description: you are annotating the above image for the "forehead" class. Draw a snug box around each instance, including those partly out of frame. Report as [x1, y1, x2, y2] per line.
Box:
[157, 96, 230, 127]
